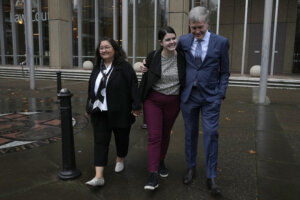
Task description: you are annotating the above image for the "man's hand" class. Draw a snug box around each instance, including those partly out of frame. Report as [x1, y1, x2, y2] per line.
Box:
[140, 59, 148, 74]
[132, 109, 142, 117]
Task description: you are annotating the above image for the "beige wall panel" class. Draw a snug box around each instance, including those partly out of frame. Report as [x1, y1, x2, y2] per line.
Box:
[48, 0, 69, 21]
[48, 0, 58, 19]
[49, 0, 71, 69]
[60, 22, 71, 68]
[183, 12, 189, 35]
[49, 21, 60, 68]
[184, 0, 190, 13]
[49, 21, 71, 68]
[169, 13, 184, 37]
[169, 0, 189, 39]
[169, 0, 185, 13]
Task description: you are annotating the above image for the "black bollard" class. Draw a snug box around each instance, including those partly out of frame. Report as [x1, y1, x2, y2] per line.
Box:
[57, 88, 81, 180]
[56, 71, 62, 103]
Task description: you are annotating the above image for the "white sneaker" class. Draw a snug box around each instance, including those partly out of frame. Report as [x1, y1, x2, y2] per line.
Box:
[85, 177, 105, 186]
[115, 161, 125, 173]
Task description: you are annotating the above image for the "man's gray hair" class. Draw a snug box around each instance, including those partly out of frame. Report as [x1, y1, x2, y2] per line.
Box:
[189, 6, 210, 23]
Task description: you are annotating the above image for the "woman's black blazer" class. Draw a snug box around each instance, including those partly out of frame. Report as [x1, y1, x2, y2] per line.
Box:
[86, 60, 141, 128]
[139, 48, 186, 101]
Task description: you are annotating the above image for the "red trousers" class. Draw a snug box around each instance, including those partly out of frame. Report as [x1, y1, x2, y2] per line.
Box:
[143, 90, 180, 172]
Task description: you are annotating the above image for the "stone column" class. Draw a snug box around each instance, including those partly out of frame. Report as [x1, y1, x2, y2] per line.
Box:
[48, 0, 71, 69]
[168, 0, 190, 37]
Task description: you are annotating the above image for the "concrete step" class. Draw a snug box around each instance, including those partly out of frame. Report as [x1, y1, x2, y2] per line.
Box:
[0, 66, 300, 89]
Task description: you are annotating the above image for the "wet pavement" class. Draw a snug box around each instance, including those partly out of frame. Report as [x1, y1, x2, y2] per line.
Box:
[0, 78, 300, 200]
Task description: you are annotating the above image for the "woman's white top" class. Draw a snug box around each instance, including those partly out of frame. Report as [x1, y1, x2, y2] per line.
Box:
[93, 63, 113, 111]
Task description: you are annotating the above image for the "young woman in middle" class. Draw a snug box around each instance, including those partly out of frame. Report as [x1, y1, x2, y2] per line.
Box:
[139, 26, 186, 190]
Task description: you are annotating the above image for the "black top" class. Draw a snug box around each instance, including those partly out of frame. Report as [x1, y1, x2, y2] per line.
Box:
[139, 48, 186, 101]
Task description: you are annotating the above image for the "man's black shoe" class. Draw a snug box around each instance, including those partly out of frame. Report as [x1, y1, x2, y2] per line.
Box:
[207, 178, 221, 195]
[158, 160, 169, 177]
[144, 172, 159, 190]
[183, 168, 196, 185]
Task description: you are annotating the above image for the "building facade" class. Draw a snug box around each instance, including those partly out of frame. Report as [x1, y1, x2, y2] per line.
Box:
[0, 0, 299, 75]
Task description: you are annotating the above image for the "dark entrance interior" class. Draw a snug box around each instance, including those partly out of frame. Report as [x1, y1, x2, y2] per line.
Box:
[248, 23, 286, 75]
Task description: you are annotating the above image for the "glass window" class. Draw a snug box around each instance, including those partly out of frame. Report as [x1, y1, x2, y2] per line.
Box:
[3, 1, 12, 64]
[14, 0, 26, 63]
[128, 0, 167, 64]
[72, 0, 167, 66]
[2, 0, 49, 65]
[73, 0, 97, 66]
[73, 0, 114, 66]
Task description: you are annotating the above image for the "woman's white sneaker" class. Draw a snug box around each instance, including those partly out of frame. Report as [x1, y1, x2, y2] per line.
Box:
[85, 177, 105, 186]
[115, 161, 125, 173]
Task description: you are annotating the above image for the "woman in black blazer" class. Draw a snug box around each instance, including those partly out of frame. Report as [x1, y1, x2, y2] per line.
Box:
[85, 37, 142, 187]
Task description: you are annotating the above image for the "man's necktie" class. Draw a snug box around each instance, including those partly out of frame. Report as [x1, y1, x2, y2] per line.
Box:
[195, 40, 203, 65]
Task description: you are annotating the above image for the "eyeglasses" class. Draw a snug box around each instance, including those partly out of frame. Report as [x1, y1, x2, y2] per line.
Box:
[99, 46, 112, 51]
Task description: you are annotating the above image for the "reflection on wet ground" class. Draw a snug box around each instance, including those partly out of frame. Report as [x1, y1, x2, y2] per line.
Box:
[0, 109, 88, 155]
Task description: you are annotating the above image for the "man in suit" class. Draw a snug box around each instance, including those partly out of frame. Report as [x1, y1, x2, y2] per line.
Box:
[177, 6, 230, 195]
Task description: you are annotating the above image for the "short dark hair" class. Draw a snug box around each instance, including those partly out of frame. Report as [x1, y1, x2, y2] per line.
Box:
[94, 37, 127, 67]
[158, 26, 176, 41]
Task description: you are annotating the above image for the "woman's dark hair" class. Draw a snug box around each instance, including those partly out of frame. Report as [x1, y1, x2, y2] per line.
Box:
[94, 37, 127, 67]
[158, 26, 176, 41]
